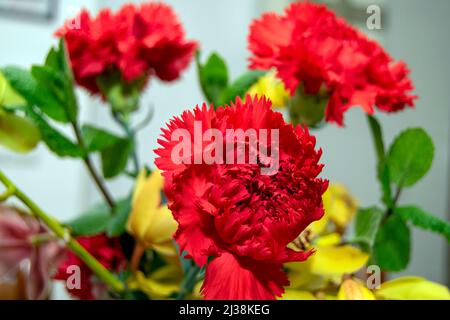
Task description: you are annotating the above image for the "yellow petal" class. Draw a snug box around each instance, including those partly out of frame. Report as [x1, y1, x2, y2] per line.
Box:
[247, 71, 289, 109]
[308, 212, 329, 236]
[310, 245, 369, 276]
[315, 233, 341, 247]
[144, 205, 177, 245]
[375, 276, 450, 300]
[129, 266, 182, 299]
[279, 289, 316, 300]
[323, 184, 358, 229]
[338, 279, 375, 300]
[285, 260, 327, 291]
[127, 169, 166, 246]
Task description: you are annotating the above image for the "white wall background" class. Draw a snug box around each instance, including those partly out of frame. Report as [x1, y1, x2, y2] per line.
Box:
[0, 0, 448, 298]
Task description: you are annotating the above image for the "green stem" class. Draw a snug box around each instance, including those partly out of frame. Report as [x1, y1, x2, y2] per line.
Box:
[0, 170, 125, 294]
[176, 264, 201, 300]
[113, 112, 140, 175]
[366, 115, 394, 208]
[71, 121, 115, 210]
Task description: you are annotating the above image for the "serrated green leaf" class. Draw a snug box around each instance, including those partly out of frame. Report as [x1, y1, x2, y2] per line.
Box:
[351, 207, 384, 251]
[196, 52, 229, 105]
[219, 70, 265, 105]
[66, 204, 111, 236]
[2, 66, 69, 123]
[373, 214, 410, 271]
[82, 125, 122, 152]
[387, 128, 434, 187]
[0, 111, 40, 153]
[396, 206, 450, 241]
[101, 138, 132, 179]
[107, 196, 132, 237]
[26, 107, 84, 158]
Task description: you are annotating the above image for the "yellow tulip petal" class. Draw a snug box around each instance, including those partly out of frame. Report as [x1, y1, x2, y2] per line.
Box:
[315, 233, 341, 247]
[145, 205, 178, 245]
[286, 260, 328, 291]
[279, 289, 316, 300]
[308, 213, 329, 236]
[310, 245, 369, 276]
[375, 276, 450, 300]
[338, 278, 375, 300]
[127, 169, 165, 246]
[323, 184, 358, 229]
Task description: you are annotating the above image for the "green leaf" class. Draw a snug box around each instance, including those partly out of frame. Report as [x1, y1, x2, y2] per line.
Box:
[219, 70, 265, 105]
[0, 71, 26, 108]
[26, 107, 84, 158]
[101, 138, 132, 179]
[196, 52, 229, 105]
[66, 204, 111, 236]
[2, 66, 69, 123]
[373, 214, 411, 271]
[396, 206, 450, 241]
[0, 111, 40, 153]
[82, 125, 122, 152]
[107, 196, 132, 237]
[387, 128, 434, 187]
[351, 207, 384, 251]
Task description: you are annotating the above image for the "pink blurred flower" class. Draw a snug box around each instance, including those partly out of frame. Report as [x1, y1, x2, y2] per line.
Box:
[0, 205, 65, 299]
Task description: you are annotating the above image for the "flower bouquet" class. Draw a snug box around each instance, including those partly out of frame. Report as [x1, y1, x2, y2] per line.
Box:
[0, 1, 449, 301]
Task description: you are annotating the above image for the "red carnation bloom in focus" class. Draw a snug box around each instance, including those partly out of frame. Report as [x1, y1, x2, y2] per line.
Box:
[54, 234, 125, 300]
[248, 2, 416, 125]
[56, 3, 197, 94]
[155, 95, 328, 299]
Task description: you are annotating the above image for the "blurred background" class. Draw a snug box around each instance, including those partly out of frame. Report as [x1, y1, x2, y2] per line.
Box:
[0, 0, 449, 298]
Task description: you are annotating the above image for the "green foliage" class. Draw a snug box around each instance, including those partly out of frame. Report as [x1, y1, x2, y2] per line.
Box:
[387, 128, 434, 188]
[101, 138, 132, 179]
[373, 214, 411, 272]
[97, 72, 144, 113]
[26, 108, 84, 158]
[107, 197, 132, 237]
[66, 207, 111, 236]
[81, 124, 132, 179]
[65, 196, 132, 237]
[351, 207, 384, 251]
[367, 115, 393, 207]
[196, 52, 229, 105]
[396, 206, 450, 241]
[219, 70, 265, 106]
[1, 66, 69, 123]
[196, 51, 265, 107]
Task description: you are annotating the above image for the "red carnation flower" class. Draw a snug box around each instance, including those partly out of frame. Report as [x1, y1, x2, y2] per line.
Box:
[155, 95, 328, 299]
[54, 234, 125, 300]
[56, 3, 197, 94]
[248, 2, 416, 125]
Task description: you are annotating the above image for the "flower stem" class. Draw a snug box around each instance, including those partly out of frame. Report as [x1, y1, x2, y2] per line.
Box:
[176, 263, 201, 300]
[0, 170, 125, 294]
[71, 122, 115, 210]
[113, 112, 140, 175]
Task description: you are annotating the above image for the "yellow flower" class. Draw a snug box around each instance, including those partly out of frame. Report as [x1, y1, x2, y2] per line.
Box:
[128, 265, 182, 299]
[247, 71, 289, 109]
[310, 184, 358, 234]
[375, 276, 450, 300]
[127, 169, 178, 258]
[337, 278, 376, 300]
[279, 290, 316, 300]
